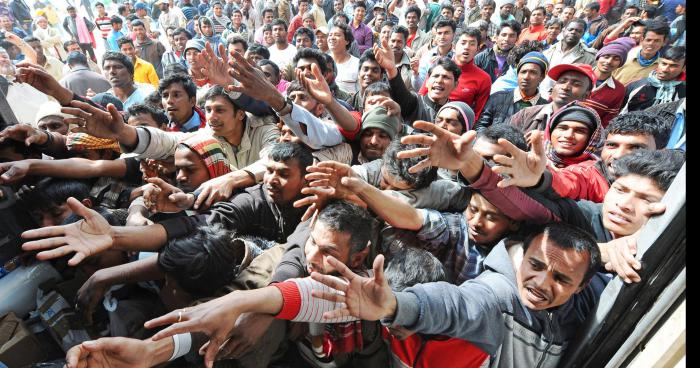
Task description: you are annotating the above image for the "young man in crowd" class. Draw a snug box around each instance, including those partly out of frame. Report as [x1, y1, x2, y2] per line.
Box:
[118, 37, 160, 89]
[475, 20, 521, 82]
[623, 46, 686, 112]
[581, 2, 607, 47]
[105, 16, 126, 52]
[405, 6, 430, 54]
[62, 5, 96, 63]
[586, 38, 632, 127]
[517, 6, 547, 44]
[269, 19, 298, 73]
[132, 20, 167, 78]
[612, 20, 669, 85]
[102, 51, 157, 109]
[468, 0, 497, 41]
[161, 27, 190, 69]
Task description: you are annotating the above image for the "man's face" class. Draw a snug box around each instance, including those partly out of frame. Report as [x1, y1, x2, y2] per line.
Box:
[37, 116, 68, 135]
[560, 7, 575, 23]
[496, 26, 518, 52]
[263, 11, 274, 23]
[162, 82, 195, 125]
[200, 22, 213, 36]
[173, 33, 189, 52]
[517, 233, 590, 310]
[640, 31, 665, 57]
[68, 8, 77, 17]
[455, 34, 478, 65]
[328, 27, 349, 51]
[112, 21, 123, 31]
[629, 26, 645, 44]
[481, 5, 495, 20]
[454, 6, 464, 20]
[66, 43, 81, 53]
[358, 60, 382, 90]
[373, 13, 386, 29]
[378, 165, 412, 190]
[260, 64, 280, 85]
[160, 3, 169, 12]
[353, 5, 366, 22]
[426, 65, 457, 102]
[136, 8, 147, 17]
[103, 60, 133, 88]
[303, 17, 315, 29]
[120, 42, 138, 61]
[583, 6, 598, 19]
[228, 42, 245, 56]
[33, 203, 74, 227]
[272, 25, 288, 44]
[500, 4, 513, 17]
[562, 21, 584, 45]
[27, 40, 45, 59]
[389, 31, 406, 56]
[213, 4, 223, 16]
[333, 0, 343, 13]
[360, 127, 391, 161]
[435, 106, 463, 135]
[466, 192, 516, 245]
[434, 26, 455, 48]
[0, 16, 12, 29]
[128, 112, 162, 128]
[315, 31, 328, 49]
[405, 11, 419, 29]
[441, 8, 454, 19]
[550, 71, 590, 106]
[546, 22, 562, 40]
[204, 96, 244, 139]
[601, 133, 655, 176]
[517, 63, 544, 94]
[295, 57, 319, 79]
[289, 89, 322, 116]
[232, 12, 243, 25]
[96, 4, 106, 14]
[305, 220, 355, 275]
[295, 33, 314, 48]
[263, 158, 305, 206]
[185, 48, 201, 71]
[550, 120, 591, 157]
[278, 124, 303, 144]
[299, 1, 310, 15]
[596, 54, 622, 75]
[263, 29, 274, 45]
[622, 7, 638, 20]
[133, 25, 147, 41]
[656, 57, 685, 81]
[175, 147, 210, 192]
[530, 9, 545, 25]
[553, 3, 563, 16]
[602, 174, 665, 237]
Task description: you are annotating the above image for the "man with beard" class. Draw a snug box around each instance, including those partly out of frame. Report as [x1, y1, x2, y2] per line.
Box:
[475, 20, 521, 82]
[476, 51, 548, 131]
[419, 28, 491, 120]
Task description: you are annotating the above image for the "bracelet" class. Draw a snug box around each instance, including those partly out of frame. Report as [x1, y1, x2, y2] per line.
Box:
[168, 333, 192, 361]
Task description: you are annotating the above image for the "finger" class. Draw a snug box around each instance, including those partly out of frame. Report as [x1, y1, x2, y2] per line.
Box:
[146, 176, 168, 188]
[411, 121, 451, 137]
[309, 271, 350, 292]
[107, 103, 123, 123]
[621, 237, 641, 270]
[21, 236, 67, 251]
[293, 195, 317, 209]
[530, 130, 545, 157]
[144, 311, 180, 330]
[203, 338, 224, 368]
[644, 202, 666, 217]
[495, 177, 515, 188]
[300, 204, 316, 221]
[316, 160, 351, 171]
[372, 254, 386, 285]
[66, 197, 98, 219]
[311, 62, 323, 81]
[322, 309, 351, 320]
[149, 320, 199, 341]
[36, 247, 80, 262]
[25, 133, 45, 146]
[21, 224, 67, 240]
[194, 186, 211, 209]
[408, 158, 433, 173]
[396, 147, 431, 161]
[399, 134, 435, 148]
[321, 256, 356, 281]
[310, 289, 345, 303]
[496, 138, 524, 159]
[81, 337, 124, 353]
[65, 344, 87, 367]
[67, 251, 88, 266]
[304, 172, 332, 181]
[492, 154, 515, 167]
[204, 190, 220, 208]
[308, 179, 333, 188]
[218, 43, 228, 63]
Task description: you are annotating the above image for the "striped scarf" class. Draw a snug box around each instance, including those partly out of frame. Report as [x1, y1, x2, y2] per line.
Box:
[66, 133, 121, 153]
[180, 135, 232, 179]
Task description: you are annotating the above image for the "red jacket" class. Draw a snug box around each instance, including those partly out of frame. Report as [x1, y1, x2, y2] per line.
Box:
[549, 160, 610, 203]
[382, 327, 488, 368]
[419, 60, 491, 120]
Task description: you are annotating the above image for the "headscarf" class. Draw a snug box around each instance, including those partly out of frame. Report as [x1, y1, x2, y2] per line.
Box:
[179, 135, 232, 179]
[544, 101, 602, 168]
[66, 133, 121, 153]
[435, 101, 475, 133]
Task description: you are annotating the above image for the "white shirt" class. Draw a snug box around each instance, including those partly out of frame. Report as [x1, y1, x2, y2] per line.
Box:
[268, 43, 298, 72]
[335, 55, 360, 95]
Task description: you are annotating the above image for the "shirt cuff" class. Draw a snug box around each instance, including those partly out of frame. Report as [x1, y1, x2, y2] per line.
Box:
[120, 126, 150, 154]
[272, 281, 302, 320]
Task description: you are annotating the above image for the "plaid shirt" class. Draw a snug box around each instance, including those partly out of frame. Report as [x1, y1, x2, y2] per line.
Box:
[417, 209, 489, 284]
[469, 20, 499, 42]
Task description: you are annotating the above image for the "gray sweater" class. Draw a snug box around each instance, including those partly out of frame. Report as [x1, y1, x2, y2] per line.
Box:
[386, 241, 608, 368]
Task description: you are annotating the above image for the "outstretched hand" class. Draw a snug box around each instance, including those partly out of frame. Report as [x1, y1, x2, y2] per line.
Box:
[0, 124, 47, 146]
[61, 100, 127, 141]
[398, 121, 478, 173]
[198, 41, 236, 88]
[296, 62, 334, 106]
[373, 37, 397, 79]
[141, 177, 191, 213]
[65, 337, 155, 368]
[15, 61, 73, 104]
[21, 197, 114, 265]
[310, 254, 397, 321]
[226, 50, 281, 105]
[491, 130, 547, 188]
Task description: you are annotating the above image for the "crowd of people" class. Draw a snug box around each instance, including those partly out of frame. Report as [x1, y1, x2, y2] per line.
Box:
[0, 0, 686, 367]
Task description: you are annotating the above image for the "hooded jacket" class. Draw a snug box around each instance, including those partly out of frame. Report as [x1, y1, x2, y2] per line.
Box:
[544, 101, 603, 168]
[386, 241, 608, 368]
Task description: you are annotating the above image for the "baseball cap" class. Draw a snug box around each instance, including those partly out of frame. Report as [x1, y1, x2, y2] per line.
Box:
[184, 38, 205, 52]
[547, 63, 597, 87]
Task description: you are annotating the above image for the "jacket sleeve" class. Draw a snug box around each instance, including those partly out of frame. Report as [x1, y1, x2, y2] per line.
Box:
[119, 126, 186, 160]
[273, 278, 361, 323]
[472, 79, 491, 120]
[388, 73, 419, 120]
[280, 103, 345, 149]
[549, 165, 610, 203]
[474, 94, 496, 132]
[147, 64, 160, 88]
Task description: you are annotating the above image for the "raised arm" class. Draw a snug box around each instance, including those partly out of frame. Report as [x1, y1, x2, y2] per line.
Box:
[297, 63, 359, 134]
[0, 158, 128, 185]
[374, 38, 419, 119]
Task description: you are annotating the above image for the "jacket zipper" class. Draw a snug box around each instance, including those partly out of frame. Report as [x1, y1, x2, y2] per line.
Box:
[535, 312, 554, 368]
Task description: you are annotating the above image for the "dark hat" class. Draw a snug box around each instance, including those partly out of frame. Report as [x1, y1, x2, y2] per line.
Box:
[517, 51, 549, 74]
[550, 105, 599, 131]
[361, 106, 400, 139]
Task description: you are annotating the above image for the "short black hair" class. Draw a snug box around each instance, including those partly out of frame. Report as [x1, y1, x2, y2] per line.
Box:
[391, 25, 409, 41]
[365, 81, 391, 96]
[405, 5, 421, 19]
[293, 46, 329, 74]
[523, 222, 601, 286]
[127, 103, 169, 127]
[644, 19, 669, 38]
[63, 39, 78, 51]
[271, 18, 288, 29]
[110, 15, 123, 25]
[285, 79, 306, 95]
[117, 36, 134, 49]
[383, 139, 437, 190]
[381, 20, 396, 30]
[131, 19, 146, 29]
[545, 18, 564, 29]
[358, 48, 380, 69]
[433, 19, 457, 33]
[482, 0, 496, 8]
[66, 51, 88, 67]
[247, 43, 270, 59]
[499, 19, 522, 36]
[102, 51, 134, 75]
[612, 149, 685, 192]
[321, 53, 337, 75]
[204, 85, 242, 110]
[20, 178, 91, 213]
[385, 247, 448, 291]
[95, 2, 104, 7]
[531, 6, 547, 15]
[440, 4, 455, 13]
[257, 58, 280, 77]
[507, 39, 544, 67]
[567, 18, 588, 32]
[625, 4, 640, 14]
[262, 7, 275, 16]
[478, 124, 528, 151]
[158, 73, 197, 99]
[227, 34, 249, 51]
[605, 111, 671, 148]
[584, 2, 600, 11]
[354, 0, 367, 10]
[457, 26, 482, 45]
[317, 200, 373, 254]
[427, 56, 461, 81]
[117, 4, 127, 14]
[294, 27, 316, 44]
[0, 139, 41, 163]
[331, 19, 354, 50]
[661, 46, 685, 63]
[172, 27, 191, 38]
[267, 141, 313, 176]
[23, 36, 40, 44]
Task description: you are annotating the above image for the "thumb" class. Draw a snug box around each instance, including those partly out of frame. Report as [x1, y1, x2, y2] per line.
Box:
[644, 202, 666, 217]
[107, 103, 122, 122]
[372, 254, 385, 285]
[66, 197, 95, 218]
[530, 130, 545, 157]
[146, 176, 167, 187]
[81, 337, 121, 353]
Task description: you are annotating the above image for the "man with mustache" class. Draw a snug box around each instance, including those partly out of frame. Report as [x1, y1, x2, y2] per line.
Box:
[622, 46, 685, 112]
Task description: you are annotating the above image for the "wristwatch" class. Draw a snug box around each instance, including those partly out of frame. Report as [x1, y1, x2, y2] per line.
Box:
[273, 97, 294, 116]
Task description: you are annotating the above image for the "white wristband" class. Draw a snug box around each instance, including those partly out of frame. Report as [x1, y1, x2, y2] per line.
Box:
[168, 333, 192, 361]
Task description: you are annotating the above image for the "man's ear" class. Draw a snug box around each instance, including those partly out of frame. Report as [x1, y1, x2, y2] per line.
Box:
[350, 243, 371, 269]
[80, 198, 93, 209]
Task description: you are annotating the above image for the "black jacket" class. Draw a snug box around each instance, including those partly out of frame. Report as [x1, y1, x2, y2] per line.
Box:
[474, 47, 510, 83]
[474, 89, 548, 132]
[624, 78, 686, 112]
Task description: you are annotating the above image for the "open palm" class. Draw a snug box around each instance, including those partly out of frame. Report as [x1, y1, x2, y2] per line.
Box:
[199, 42, 235, 88]
[398, 121, 478, 172]
[491, 130, 547, 188]
[22, 197, 114, 266]
[62, 100, 126, 141]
